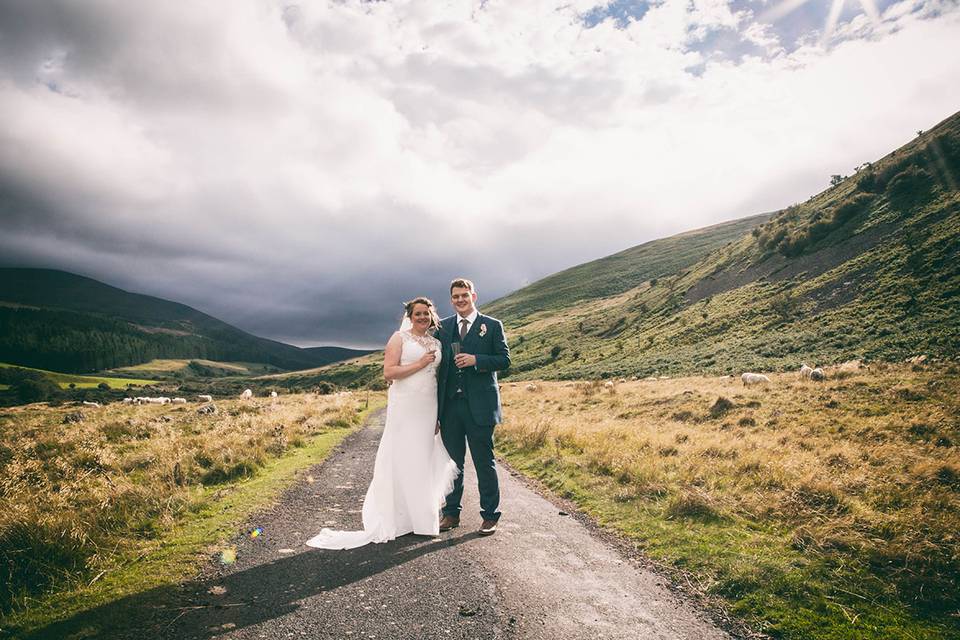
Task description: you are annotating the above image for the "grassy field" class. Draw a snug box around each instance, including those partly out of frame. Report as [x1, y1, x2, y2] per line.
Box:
[107, 358, 283, 379]
[0, 391, 384, 637]
[496, 362, 960, 639]
[0, 362, 156, 389]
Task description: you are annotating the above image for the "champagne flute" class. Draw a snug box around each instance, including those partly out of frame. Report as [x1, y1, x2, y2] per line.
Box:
[451, 342, 464, 375]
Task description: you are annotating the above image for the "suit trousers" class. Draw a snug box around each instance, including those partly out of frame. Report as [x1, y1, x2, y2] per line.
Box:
[440, 395, 501, 522]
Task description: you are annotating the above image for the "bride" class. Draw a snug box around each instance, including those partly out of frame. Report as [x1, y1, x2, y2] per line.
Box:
[305, 297, 458, 549]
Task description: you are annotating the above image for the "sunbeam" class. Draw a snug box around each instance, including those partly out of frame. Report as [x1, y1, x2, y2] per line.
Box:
[822, 0, 847, 44]
[764, 0, 884, 47]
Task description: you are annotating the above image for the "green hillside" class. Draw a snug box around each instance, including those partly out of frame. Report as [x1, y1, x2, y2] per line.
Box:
[0, 270, 369, 374]
[484, 212, 772, 322]
[503, 109, 960, 379]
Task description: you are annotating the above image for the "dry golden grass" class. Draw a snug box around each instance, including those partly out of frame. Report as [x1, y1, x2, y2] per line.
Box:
[497, 362, 960, 638]
[0, 392, 368, 615]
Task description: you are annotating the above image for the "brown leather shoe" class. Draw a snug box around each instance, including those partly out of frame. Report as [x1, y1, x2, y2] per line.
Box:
[439, 515, 460, 532]
[478, 519, 498, 536]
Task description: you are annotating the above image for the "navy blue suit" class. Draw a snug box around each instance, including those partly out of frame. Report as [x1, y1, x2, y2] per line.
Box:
[436, 312, 510, 521]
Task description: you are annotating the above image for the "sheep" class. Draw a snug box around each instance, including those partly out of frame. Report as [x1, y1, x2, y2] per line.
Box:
[172, 398, 187, 404]
[741, 372, 771, 385]
[240, 389, 253, 399]
[810, 368, 825, 381]
[198, 394, 213, 402]
[800, 363, 814, 379]
[604, 381, 615, 388]
[525, 383, 539, 392]
[270, 391, 278, 398]
[82, 401, 101, 408]
[122, 398, 134, 404]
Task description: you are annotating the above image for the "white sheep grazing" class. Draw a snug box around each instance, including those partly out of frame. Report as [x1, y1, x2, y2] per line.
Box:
[525, 383, 539, 391]
[800, 363, 814, 379]
[122, 398, 134, 404]
[741, 372, 771, 385]
[82, 401, 101, 408]
[197, 394, 213, 402]
[270, 391, 278, 398]
[240, 389, 253, 399]
[172, 397, 187, 404]
[604, 381, 615, 388]
[810, 368, 826, 381]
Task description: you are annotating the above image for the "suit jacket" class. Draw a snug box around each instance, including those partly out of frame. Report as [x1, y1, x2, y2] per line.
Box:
[436, 312, 511, 426]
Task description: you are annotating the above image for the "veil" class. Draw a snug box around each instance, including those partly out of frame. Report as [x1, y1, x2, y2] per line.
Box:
[399, 315, 413, 331]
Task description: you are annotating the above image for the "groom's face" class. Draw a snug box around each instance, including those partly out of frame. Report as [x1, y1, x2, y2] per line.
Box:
[451, 286, 477, 317]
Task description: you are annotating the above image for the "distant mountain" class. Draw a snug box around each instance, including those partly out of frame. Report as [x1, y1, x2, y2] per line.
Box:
[0, 269, 369, 373]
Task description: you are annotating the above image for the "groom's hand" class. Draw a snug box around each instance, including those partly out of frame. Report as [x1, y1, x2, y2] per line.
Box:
[454, 353, 476, 368]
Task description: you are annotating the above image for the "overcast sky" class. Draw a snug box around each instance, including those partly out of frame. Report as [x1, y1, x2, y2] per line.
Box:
[1, 0, 958, 348]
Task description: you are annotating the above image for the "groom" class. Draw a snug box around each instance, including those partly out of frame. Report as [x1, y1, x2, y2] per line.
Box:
[436, 278, 511, 536]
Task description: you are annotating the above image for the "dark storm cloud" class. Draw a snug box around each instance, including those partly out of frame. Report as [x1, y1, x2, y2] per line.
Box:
[1, 1, 957, 348]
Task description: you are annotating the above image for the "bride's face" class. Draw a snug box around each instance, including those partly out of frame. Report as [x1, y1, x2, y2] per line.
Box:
[409, 303, 434, 332]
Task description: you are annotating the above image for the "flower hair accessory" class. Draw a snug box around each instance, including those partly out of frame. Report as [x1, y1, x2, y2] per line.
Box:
[479, 323, 487, 337]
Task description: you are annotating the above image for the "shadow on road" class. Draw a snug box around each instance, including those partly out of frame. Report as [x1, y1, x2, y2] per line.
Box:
[23, 532, 479, 640]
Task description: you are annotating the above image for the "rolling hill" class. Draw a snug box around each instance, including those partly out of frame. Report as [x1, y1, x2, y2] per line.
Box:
[302, 108, 960, 386]
[0, 269, 371, 374]
[500, 109, 960, 379]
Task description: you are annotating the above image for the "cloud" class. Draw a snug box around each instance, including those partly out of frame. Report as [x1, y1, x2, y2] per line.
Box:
[0, 0, 958, 348]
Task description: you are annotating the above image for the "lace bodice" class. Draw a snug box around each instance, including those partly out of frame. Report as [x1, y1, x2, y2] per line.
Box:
[391, 329, 441, 394]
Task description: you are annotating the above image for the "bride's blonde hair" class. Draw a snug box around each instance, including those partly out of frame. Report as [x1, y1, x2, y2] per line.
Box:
[403, 297, 440, 331]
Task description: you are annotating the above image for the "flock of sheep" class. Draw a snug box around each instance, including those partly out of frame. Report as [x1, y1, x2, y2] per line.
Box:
[520, 360, 856, 392]
[742, 362, 837, 385]
[125, 389, 278, 404]
[78, 388, 279, 409]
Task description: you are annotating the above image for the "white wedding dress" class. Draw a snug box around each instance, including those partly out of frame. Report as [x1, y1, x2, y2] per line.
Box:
[305, 328, 458, 549]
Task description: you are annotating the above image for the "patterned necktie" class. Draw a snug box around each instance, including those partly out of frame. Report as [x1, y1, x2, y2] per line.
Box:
[459, 318, 469, 340]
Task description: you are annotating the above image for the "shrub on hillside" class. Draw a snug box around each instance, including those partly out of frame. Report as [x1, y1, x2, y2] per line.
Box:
[833, 193, 874, 225]
[14, 377, 61, 404]
[886, 165, 935, 212]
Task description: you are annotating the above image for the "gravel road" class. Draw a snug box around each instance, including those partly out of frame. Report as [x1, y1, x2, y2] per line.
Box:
[32, 409, 732, 639]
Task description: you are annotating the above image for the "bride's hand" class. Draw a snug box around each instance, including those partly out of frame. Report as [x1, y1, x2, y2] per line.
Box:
[418, 351, 437, 368]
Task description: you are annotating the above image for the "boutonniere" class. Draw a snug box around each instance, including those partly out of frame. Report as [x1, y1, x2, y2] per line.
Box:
[479, 323, 487, 337]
